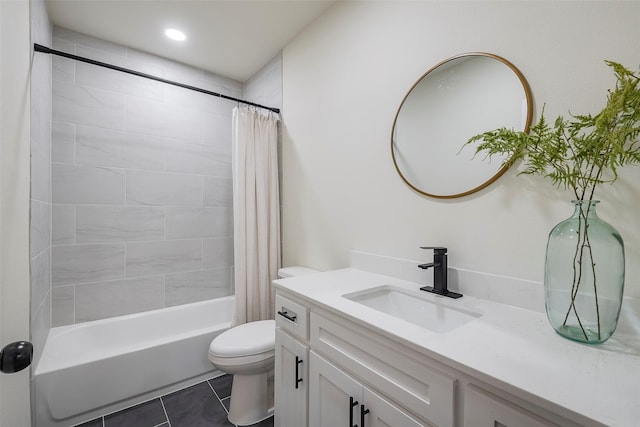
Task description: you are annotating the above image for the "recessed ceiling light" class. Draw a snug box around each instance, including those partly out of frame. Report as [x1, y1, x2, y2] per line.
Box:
[165, 28, 186, 41]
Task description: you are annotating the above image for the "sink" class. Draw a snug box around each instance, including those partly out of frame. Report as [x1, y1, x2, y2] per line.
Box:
[343, 285, 481, 333]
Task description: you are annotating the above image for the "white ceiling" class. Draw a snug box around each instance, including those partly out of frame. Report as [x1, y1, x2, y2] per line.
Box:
[45, 0, 336, 82]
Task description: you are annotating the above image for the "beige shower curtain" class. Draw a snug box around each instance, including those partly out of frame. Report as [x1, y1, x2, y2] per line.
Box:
[232, 106, 281, 325]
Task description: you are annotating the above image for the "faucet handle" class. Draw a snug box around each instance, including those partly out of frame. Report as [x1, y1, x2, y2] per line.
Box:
[420, 246, 447, 255]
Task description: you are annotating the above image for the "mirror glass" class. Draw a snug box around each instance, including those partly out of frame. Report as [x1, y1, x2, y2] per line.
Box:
[391, 53, 533, 198]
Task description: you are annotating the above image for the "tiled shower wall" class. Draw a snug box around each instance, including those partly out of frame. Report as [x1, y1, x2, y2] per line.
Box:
[30, 0, 53, 366]
[50, 27, 241, 326]
[244, 54, 283, 110]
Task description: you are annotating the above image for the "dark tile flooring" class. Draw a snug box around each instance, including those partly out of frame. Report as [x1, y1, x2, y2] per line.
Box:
[76, 374, 273, 427]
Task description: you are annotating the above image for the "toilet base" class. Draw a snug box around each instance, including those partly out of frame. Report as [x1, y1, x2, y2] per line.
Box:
[227, 372, 274, 426]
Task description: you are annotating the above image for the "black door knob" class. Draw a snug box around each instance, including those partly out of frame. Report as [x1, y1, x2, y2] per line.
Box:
[0, 341, 33, 373]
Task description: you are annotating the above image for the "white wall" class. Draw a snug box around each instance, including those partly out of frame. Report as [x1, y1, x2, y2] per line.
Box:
[0, 0, 33, 424]
[282, 1, 640, 297]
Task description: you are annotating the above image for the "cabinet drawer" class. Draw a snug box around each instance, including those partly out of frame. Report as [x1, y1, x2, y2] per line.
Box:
[464, 384, 558, 427]
[276, 294, 309, 341]
[311, 312, 455, 427]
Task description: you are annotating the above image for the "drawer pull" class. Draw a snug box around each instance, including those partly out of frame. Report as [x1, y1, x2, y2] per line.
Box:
[360, 405, 370, 427]
[349, 396, 359, 427]
[277, 309, 297, 323]
[295, 356, 303, 389]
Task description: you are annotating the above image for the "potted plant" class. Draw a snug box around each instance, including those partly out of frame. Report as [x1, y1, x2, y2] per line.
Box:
[466, 61, 640, 343]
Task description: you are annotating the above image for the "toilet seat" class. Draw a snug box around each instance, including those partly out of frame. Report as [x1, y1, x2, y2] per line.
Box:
[209, 319, 275, 358]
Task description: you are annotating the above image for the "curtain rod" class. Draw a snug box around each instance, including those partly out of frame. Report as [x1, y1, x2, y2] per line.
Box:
[34, 43, 280, 114]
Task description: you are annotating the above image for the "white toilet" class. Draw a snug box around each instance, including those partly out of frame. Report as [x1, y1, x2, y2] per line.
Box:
[208, 266, 317, 426]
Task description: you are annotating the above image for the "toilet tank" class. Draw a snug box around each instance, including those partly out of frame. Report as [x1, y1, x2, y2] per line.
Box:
[277, 266, 318, 278]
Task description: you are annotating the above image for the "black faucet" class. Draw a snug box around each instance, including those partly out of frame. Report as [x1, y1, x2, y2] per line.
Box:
[418, 247, 462, 299]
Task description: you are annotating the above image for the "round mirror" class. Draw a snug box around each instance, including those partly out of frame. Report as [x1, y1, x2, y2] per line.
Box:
[391, 52, 533, 198]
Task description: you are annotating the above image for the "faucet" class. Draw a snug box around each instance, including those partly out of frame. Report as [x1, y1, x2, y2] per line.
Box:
[418, 247, 462, 299]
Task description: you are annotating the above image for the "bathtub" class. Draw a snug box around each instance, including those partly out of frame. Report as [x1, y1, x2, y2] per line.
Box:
[34, 296, 234, 427]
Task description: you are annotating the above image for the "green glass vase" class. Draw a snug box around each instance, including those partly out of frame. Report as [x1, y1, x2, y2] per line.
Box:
[544, 200, 625, 344]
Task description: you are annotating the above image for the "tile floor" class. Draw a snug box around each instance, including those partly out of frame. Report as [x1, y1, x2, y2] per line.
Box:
[76, 374, 273, 427]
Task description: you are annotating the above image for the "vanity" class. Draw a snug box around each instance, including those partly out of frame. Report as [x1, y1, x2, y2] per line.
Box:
[273, 253, 640, 427]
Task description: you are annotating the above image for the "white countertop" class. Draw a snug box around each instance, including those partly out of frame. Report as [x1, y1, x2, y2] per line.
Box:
[274, 268, 640, 427]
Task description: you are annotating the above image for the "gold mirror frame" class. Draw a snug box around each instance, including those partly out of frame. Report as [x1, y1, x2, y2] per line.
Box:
[391, 52, 533, 199]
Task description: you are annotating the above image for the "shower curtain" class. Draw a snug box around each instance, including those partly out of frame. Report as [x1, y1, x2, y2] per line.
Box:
[232, 106, 281, 325]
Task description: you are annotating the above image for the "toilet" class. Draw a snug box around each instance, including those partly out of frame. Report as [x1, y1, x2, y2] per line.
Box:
[208, 266, 318, 426]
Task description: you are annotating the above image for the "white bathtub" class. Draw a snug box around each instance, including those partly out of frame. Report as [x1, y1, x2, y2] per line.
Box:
[34, 296, 234, 427]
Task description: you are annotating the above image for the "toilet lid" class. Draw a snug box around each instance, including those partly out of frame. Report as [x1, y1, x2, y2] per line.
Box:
[209, 320, 275, 358]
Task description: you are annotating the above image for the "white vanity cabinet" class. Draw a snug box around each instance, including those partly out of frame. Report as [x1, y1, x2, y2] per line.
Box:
[274, 283, 605, 427]
[310, 312, 455, 427]
[463, 384, 558, 427]
[309, 351, 426, 427]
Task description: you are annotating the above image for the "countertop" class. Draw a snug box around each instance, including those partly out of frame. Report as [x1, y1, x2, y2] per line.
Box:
[273, 268, 640, 427]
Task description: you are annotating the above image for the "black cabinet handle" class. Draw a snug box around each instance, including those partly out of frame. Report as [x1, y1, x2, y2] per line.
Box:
[277, 310, 297, 322]
[349, 396, 359, 427]
[360, 405, 370, 427]
[295, 356, 303, 389]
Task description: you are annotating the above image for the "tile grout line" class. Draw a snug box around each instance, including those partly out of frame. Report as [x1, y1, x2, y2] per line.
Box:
[159, 395, 172, 427]
[207, 377, 240, 427]
[206, 379, 227, 414]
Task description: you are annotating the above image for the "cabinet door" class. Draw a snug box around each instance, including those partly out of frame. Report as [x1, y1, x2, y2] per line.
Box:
[362, 388, 429, 427]
[309, 351, 363, 427]
[464, 385, 558, 427]
[275, 328, 309, 427]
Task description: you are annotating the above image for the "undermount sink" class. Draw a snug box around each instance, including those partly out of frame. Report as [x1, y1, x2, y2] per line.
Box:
[343, 285, 481, 333]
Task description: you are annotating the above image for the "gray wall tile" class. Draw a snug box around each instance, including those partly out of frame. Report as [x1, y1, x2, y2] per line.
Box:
[123, 48, 167, 75]
[30, 0, 52, 363]
[75, 44, 131, 70]
[53, 80, 126, 130]
[52, 37, 75, 54]
[202, 237, 234, 269]
[162, 60, 206, 89]
[75, 276, 165, 322]
[52, 243, 125, 285]
[203, 177, 232, 207]
[52, 204, 75, 245]
[126, 240, 202, 278]
[53, 26, 127, 57]
[31, 52, 52, 203]
[76, 61, 163, 100]
[126, 96, 201, 142]
[31, 200, 51, 258]
[76, 125, 164, 170]
[201, 113, 232, 153]
[30, 293, 50, 370]
[30, 249, 50, 319]
[165, 207, 232, 239]
[53, 163, 125, 205]
[76, 206, 164, 243]
[52, 285, 75, 327]
[165, 268, 232, 307]
[52, 121, 75, 163]
[203, 71, 243, 98]
[53, 56, 75, 83]
[244, 53, 282, 110]
[165, 140, 231, 176]
[162, 85, 211, 114]
[126, 170, 203, 206]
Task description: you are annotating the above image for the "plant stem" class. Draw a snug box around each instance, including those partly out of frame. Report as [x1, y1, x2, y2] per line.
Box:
[562, 202, 590, 341]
